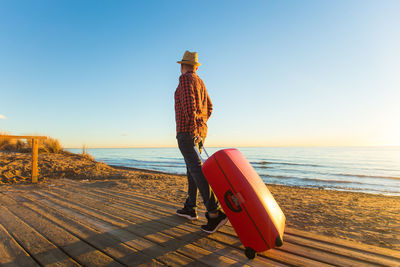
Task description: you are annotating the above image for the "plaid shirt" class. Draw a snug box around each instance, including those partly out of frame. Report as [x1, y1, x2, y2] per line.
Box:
[175, 71, 213, 137]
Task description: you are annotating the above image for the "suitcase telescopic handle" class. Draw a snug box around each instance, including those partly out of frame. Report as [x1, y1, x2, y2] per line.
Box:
[193, 140, 210, 164]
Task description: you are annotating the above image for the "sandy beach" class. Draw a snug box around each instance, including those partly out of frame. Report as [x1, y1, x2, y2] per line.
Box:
[0, 151, 399, 251]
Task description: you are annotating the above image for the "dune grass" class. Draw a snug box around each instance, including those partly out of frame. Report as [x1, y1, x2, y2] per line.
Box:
[81, 144, 95, 160]
[0, 132, 63, 153]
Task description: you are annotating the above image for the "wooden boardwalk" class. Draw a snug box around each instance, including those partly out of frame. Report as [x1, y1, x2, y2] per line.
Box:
[0, 179, 399, 267]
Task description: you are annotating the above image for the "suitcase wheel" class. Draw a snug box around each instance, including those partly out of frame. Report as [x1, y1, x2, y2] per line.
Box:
[245, 247, 256, 259]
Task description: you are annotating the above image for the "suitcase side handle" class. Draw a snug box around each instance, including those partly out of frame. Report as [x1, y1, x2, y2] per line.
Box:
[224, 190, 243, 213]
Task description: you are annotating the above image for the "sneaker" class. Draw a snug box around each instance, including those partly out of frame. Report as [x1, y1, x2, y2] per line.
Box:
[176, 207, 198, 220]
[201, 211, 228, 234]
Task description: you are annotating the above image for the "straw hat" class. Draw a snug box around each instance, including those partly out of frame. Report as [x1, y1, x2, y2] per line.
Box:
[177, 50, 202, 66]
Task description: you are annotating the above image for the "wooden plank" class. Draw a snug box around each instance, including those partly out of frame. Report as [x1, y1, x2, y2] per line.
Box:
[283, 233, 400, 267]
[154, 251, 201, 266]
[132, 194, 400, 267]
[31, 138, 38, 183]
[0, 205, 78, 266]
[29, 190, 251, 267]
[186, 208, 399, 267]
[278, 242, 378, 267]
[0, 194, 122, 267]
[52, 181, 326, 267]
[44, 183, 319, 266]
[3, 191, 164, 266]
[160, 227, 273, 267]
[0, 223, 39, 267]
[58, 180, 187, 221]
[24, 190, 211, 266]
[285, 228, 400, 260]
[35, 179, 400, 267]
[59, 180, 400, 266]
[63, 179, 400, 266]
[37, 184, 282, 267]
[192, 206, 400, 267]
[176, 243, 245, 266]
[20, 197, 165, 266]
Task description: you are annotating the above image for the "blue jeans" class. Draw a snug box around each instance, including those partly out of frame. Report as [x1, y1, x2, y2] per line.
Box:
[177, 132, 220, 213]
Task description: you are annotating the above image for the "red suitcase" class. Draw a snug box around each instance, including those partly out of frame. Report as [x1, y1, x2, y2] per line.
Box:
[198, 147, 285, 259]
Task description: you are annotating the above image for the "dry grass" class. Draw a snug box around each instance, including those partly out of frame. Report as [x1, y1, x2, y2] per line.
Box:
[0, 137, 26, 151]
[0, 132, 63, 153]
[80, 153, 95, 161]
[28, 137, 63, 153]
[81, 144, 95, 160]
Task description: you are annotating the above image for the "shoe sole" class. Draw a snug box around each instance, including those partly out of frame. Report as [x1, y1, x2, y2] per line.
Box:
[201, 217, 228, 234]
[176, 212, 198, 220]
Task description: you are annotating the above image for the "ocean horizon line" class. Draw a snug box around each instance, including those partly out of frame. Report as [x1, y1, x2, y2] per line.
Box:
[65, 145, 400, 149]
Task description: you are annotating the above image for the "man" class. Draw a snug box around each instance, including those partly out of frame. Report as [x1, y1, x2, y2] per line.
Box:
[174, 50, 228, 234]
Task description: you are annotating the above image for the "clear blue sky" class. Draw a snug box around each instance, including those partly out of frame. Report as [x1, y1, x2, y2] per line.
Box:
[1, 0, 399, 148]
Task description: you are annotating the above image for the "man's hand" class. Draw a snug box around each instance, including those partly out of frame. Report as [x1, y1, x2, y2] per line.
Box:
[194, 135, 202, 144]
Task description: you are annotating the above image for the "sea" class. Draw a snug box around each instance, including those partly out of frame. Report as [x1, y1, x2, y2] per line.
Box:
[67, 147, 400, 196]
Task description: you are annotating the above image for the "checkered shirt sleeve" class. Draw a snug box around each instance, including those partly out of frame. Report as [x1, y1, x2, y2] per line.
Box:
[175, 72, 212, 137]
[180, 74, 197, 136]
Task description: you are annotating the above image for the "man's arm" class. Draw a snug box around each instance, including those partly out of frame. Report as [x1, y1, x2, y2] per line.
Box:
[207, 93, 213, 119]
[179, 75, 198, 138]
